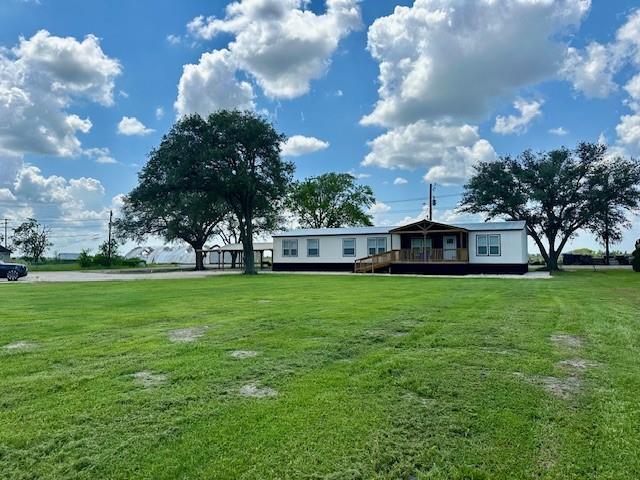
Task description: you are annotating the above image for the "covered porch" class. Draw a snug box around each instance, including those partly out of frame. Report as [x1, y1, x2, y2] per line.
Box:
[354, 220, 469, 273]
[393, 219, 469, 263]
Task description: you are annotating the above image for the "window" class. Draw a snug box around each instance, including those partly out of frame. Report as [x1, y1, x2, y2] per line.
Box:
[282, 239, 298, 257]
[488, 234, 501, 256]
[410, 237, 432, 255]
[307, 239, 319, 257]
[476, 234, 501, 256]
[342, 238, 356, 257]
[367, 237, 387, 255]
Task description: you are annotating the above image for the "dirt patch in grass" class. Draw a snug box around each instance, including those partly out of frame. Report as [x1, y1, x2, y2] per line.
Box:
[239, 383, 277, 398]
[550, 334, 583, 348]
[514, 372, 582, 400]
[229, 350, 259, 359]
[557, 359, 598, 370]
[132, 370, 167, 388]
[167, 326, 208, 343]
[3, 341, 36, 351]
[391, 331, 409, 338]
[540, 376, 582, 399]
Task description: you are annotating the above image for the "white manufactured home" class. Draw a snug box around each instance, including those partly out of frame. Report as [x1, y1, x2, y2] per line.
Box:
[272, 219, 528, 275]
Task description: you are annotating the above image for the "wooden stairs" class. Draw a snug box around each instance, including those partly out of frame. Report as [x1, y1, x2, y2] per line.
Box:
[354, 250, 400, 273]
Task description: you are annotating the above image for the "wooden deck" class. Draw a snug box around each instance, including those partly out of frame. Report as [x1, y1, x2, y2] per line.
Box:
[354, 248, 469, 273]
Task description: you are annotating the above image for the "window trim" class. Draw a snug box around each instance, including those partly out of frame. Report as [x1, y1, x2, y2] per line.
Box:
[476, 234, 501, 257]
[282, 239, 298, 257]
[307, 238, 320, 257]
[342, 238, 356, 257]
[367, 236, 387, 256]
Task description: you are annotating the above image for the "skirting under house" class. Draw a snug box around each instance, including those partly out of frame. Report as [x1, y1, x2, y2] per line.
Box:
[271, 219, 529, 276]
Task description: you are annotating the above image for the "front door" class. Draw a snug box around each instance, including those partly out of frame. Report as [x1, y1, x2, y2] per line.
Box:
[443, 235, 457, 261]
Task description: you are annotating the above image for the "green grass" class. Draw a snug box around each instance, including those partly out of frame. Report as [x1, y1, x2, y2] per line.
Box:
[1, 271, 639, 479]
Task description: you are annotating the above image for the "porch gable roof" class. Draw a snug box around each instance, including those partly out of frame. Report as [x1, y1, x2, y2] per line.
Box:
[389, 219, 468, 234]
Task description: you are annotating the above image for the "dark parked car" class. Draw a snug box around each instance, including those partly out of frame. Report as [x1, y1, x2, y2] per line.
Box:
[0, 261, 28, 281]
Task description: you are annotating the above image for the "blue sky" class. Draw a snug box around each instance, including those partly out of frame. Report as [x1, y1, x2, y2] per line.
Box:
[1, 0, 640, 253]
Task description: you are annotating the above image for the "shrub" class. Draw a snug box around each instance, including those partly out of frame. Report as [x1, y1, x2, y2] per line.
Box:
[78, 250, 93, 268]
[633, 239, 640, 273]
[92, 253, 110, 267]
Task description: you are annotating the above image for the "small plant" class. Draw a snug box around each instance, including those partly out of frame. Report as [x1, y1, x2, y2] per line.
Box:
[78, 249, 92, 268]
[633, 239, 640, 273]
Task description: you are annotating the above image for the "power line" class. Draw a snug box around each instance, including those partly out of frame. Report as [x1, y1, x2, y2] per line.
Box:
[378, 192, 462, 204]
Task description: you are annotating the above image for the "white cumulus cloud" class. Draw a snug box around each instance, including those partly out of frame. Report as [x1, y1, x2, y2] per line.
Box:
[363, 121, 497, 186]
[368, 201, 392, 225]
[117, 116, 154, 136]
[549, 127, 569, 136]
[281, 135, 329, 157]
[563, 10, 640, 99]
[393, 177, 408, 185]
[562, 43, 621, 98]
[175, 49, 255, 117]
[361, 0, 589, 128]
[616, 114, 640, 152]
[0, 30, 121, 158]
[0, 161, 124, 252]
[493, 99, 544, 135]
[186, 0, 361, 100]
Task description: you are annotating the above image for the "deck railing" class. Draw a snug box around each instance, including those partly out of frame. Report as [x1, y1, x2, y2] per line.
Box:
[354, 250, 400, 273]
[354, 248, 469, 273]
[398, 248, 469, 263]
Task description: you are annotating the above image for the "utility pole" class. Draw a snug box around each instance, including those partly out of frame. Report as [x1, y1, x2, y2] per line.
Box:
[604, 211, 610, 265]
[3, 218, 7, 249]
[428, 184, 434, 221]
[108, 210, 113, 266]
[603, 173, 611, 266]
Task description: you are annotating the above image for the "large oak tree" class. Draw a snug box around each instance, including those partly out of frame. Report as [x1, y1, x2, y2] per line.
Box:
[115, 116, 228, 271]
[178, 111, 293, 274]
[287, 173, 375, 228]
[460, 143, 640, 270]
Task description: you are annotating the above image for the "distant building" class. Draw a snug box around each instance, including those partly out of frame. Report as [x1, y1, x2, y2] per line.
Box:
[57, 253, 81, 261]
[0, 245, 12, 262]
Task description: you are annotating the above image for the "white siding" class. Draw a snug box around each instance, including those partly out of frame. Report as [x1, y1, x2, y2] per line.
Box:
[273, 234, 394, 263]
[468, 229, 528, 264]
[391, 233, 402, 250]
[274, 228, 528, 266]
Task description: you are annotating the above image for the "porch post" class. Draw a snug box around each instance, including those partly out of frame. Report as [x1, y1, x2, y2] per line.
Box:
[423, 232, 426, 261]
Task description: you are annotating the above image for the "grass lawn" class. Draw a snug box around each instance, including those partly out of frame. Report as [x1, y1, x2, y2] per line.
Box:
[1, 271, 639, 479]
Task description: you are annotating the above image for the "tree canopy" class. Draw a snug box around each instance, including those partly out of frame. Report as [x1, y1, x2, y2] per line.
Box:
[12, 218, 52, 263]
[287, 173, 375, 228]
[177, 110, 293, 274]
[115, 115, 228, 270]
[460, 143, 640, 270]
[585, 158, 640, 262]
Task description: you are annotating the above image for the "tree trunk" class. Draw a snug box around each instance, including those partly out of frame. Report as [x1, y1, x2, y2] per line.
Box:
[242, 215, 256, 275]
[527, 229, 552, 269]
[192, 243, 205, 271]
[231, 252, 238, 269]
[547, 250, 560, 271]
